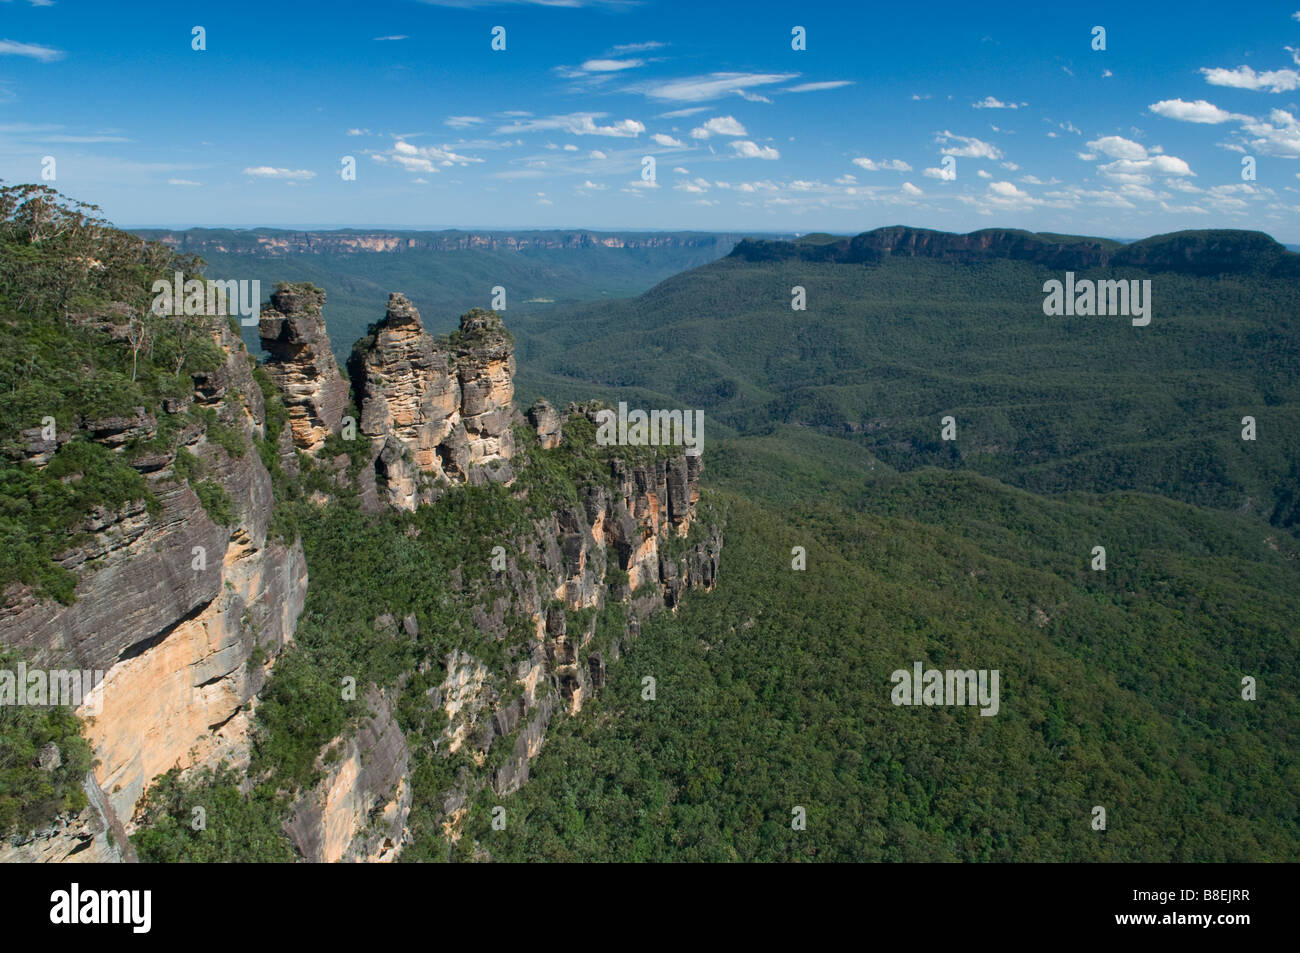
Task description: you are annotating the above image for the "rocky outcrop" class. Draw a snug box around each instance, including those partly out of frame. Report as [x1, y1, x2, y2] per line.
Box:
[350, 295, 515, 510]
[0, 773, 134, 864]
[259, 283, 350, 453]
[527, 399, 562, 450]
[284, 687, 411, 863]
[0, 309, 308, 853]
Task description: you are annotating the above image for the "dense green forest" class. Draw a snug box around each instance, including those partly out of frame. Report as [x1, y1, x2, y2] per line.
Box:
[506, 238, 1300, 526]
[447, 467, 1299, 861]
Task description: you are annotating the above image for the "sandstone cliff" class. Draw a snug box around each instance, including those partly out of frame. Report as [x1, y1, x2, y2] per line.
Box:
[259, 283, 350, 454]
[350, 294, 515, 510]
[0, 307, 307, 860]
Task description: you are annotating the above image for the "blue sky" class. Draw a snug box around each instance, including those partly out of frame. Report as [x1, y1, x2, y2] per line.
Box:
[2, 0, 1299, 240]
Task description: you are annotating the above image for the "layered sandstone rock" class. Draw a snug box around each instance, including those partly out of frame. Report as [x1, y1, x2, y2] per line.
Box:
[0, 773, 134, 864]
[259, 283, 350, 453]
[284, 687, 411, 863]
[527, 399, 562, 450]
[351, 295, 516, 509]
[0, 310, 308, 856]
[429, 435, 721, 812]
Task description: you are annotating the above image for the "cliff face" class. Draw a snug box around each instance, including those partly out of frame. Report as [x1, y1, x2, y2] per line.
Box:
[730, 226, 1299, 276]
[467, 448, 720, 802]
[282, 442, 721, 860]
[350, 294, 515, 510]
[259, 284, 351, 453]
[284, 686, 411, 863]
[0, 309, 307, 859]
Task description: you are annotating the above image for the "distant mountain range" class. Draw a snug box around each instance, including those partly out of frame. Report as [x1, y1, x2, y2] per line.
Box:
[510, 225, 1300, 523]
[131, 227, 769, 257]
[131, 227, 783, 360]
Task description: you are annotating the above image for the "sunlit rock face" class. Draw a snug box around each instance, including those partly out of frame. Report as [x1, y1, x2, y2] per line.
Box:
[258, 284, 350, 454]
[351, 296, 517, 510]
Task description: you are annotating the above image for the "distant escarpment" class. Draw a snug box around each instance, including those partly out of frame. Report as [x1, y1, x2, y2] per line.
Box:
[136, 228, 738, 257]
[731, 226, 1300, 277]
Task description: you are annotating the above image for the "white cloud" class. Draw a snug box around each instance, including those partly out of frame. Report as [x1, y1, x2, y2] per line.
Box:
[689, 115, 747, 138]
[1084, 137, 1195, 184]
[445, 116, 484, 128]
[651, 133, 686, 147]
[373, 35, 408, 41]
[243, 167, 316, 180]
[852, 157, 912, 172]
[923, 166, 956, 181]
[167, 178, 201, 186]
[346, 128, 370, 136]
[0, 39, 64, 61]
[589, 150, 607, 159]
[973, 96, 1025, 109]
[381, 139, 485, 173]
[611, 41, 665, 53]
[901, 182, 923, 196]
[1085, 135, 1148, 160]
[581, 58, 644, 71]
[636, 71, 797, 102]
[1201, 65, 1300, 93]
[731, 140, 780, 159]
[495, 113, 644, 137]
[985, 181, 1038, 206]
[785, 81, 853, 93]
[1241, 108, 1300, 156]
[1149, 98, 1246, 124]
[936, 130, 1003, 159]
[658, 106, 709, 118]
